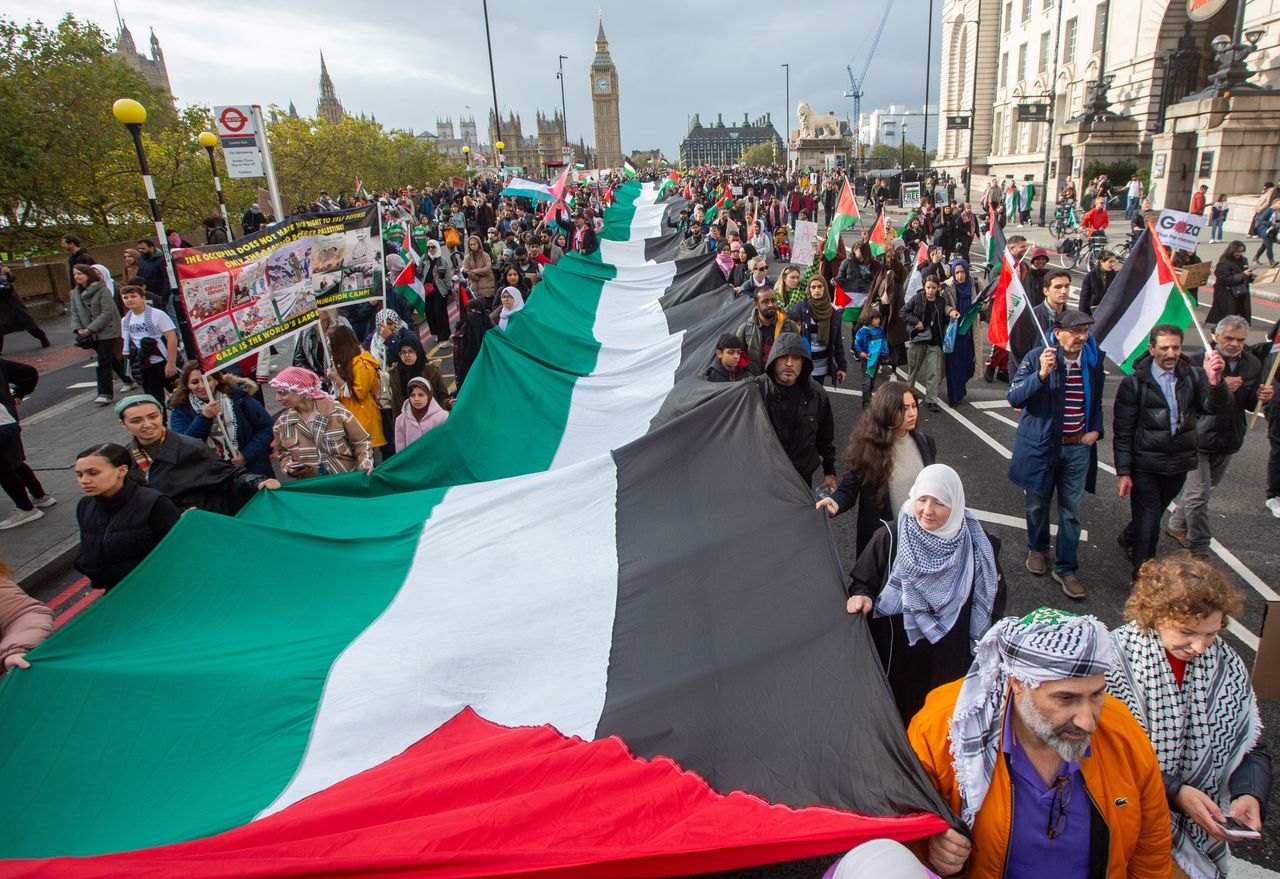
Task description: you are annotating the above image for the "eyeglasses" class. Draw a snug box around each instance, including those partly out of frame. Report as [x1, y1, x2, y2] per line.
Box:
[1047, 774, 1071, 839]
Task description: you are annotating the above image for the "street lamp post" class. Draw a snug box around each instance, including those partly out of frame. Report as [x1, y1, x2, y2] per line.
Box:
[482, 0, 502, 156]
[496, 140, 506, 175]
[781, 62, 790, 147]
[922, 0, 934, 176]
[1200, 0, 1269, 98]
[112, 98, 196, 357]
[463, 144, 471, 172]
[557, 55, 569, 149]
[197, 131, 233, 242]
[901, 122, 908, 171]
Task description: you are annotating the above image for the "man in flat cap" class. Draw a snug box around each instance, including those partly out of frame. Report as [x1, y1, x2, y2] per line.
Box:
[1006, 309, 1106, 600]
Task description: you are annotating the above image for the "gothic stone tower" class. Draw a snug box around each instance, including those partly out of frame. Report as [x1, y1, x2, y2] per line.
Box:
[590, 16, 622, 168]
[115, 20, 174, 105]
[317, 51, 344, 124]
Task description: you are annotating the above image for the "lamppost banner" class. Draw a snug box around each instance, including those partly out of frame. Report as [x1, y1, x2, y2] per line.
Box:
[173, 205, 382, 372]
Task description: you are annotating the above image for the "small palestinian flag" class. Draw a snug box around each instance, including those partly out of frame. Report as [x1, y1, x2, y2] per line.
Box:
[823, 179, 861, 261]
[868, 210, 890, 256]
[657, 171, 681, 196]
[903, 243, 931, 302]
[1092, 227, 1194, 373]
[393, 229, 426, 317]
[622, 159, 638, 178]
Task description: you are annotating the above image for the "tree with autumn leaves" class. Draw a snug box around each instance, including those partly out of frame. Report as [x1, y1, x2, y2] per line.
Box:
[0, 14, 461, 258]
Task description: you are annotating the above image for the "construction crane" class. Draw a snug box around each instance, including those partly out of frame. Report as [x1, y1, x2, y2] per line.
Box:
[845, 0, 896, 168]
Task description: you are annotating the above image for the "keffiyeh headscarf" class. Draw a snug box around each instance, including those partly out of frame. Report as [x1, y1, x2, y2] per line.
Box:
[270, 366, 332, 400]
[950, 607, 1113, 826]
[1107, 622, 1262, 879]
[369, 307, 407, 366]
[875, 465, 998, 650]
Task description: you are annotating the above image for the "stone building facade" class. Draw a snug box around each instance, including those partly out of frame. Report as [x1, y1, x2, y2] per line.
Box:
[679, 113, 784, 168]
[936, 0, 1280, 216]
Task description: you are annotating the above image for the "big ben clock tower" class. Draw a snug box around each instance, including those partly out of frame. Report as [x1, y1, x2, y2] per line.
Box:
[590, 15, 623, 169]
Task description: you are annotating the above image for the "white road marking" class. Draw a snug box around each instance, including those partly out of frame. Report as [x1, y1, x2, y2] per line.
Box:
[970, 399, 1011, 410]
[1226, 617, 1261, 651]
[66, 382, 98, 390]
[970, 507, 1088, 542]
[983, 410, 1021, 429]
[1234, 859, 1280, 879]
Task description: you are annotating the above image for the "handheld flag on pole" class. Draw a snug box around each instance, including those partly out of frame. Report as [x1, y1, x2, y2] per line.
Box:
[823, 179, 861, 261]
[392, 229, 426, 317]
[868, 210, 890, 256]
[1091, 226, 1195, 373]
[904, 243, 930, 302]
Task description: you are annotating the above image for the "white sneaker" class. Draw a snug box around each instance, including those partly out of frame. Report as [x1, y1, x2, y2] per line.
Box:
[0, 508, 43, 530]
[1267, 497, 1280, 519]
[93, 396, 112, 405]
[119, 381, 139, 393]
[32, 495, 56, 509]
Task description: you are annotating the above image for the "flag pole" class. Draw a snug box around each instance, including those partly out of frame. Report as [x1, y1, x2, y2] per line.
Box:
[1251, 346, 1280, 429]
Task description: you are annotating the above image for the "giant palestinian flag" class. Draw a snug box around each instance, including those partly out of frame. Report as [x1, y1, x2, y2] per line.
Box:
[1092, 227, 1194, 373]
[0, 183, 954, 878]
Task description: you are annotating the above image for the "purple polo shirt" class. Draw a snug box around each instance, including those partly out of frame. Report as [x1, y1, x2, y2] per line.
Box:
[1002, 699, 1091, 879]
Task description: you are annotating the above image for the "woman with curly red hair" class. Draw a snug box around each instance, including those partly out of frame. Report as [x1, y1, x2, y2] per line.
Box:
[1106, 555, 1269, 879]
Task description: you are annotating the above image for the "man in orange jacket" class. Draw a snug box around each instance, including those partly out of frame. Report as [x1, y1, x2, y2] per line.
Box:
[907, 608, 1172, 878]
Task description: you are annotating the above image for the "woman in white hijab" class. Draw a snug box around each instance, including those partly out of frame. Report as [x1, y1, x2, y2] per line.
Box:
[846, 463, 1005, 721]
[822, 839, 940, 879]
[490, 285, 525, 331]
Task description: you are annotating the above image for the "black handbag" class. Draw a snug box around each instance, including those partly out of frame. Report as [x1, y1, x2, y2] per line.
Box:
[73, 332, 96, 350]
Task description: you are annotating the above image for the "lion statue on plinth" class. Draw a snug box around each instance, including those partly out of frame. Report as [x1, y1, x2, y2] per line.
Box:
[796, 101, 842, 139]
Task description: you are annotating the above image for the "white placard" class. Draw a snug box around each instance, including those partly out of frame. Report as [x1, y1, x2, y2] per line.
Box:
[793, 219, 819, 266]
[1156, 209, 1205, 253]
[214, 104, 265, 180]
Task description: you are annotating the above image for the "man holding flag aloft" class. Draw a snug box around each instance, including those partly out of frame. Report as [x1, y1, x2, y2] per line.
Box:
[1007, 309, 1106, 600]
[1096, 227, 1232, 575]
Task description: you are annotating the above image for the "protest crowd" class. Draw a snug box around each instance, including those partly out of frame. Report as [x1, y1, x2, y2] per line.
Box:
[1, 160, 1277, 879]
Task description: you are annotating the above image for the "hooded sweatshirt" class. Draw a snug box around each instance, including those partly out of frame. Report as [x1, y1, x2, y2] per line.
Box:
[754, 332, 836, 480]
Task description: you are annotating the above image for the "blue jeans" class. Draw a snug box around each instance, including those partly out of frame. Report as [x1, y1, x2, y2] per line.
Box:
[1025, 440, 1091, 576]
[1126, 195, 1140, 219]
[1210, 217, 1225, 241]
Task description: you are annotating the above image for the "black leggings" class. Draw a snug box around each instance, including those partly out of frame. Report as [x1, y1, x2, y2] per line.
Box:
[0, 453, 45, 511]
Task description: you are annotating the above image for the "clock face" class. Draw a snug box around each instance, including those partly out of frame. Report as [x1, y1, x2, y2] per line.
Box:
[595, 77, 610, 92]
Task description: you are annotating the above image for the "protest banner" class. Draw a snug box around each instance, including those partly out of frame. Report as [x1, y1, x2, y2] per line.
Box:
[792, 219, 819, 266]
[1155, 209, 1204, 253]
[174, 205, 381, 373]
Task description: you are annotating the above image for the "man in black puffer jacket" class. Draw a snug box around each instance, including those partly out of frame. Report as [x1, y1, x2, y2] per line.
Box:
[754, 332, 836, 490]
[1166, 315, 1273, 554]
[1113, 323, 1230, 575]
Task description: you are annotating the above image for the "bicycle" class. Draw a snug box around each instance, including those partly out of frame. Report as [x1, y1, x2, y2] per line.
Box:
[1050, 202, 1080, 238]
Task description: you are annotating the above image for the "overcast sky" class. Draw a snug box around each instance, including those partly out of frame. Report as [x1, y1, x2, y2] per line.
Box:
[17, 0, 941, 158]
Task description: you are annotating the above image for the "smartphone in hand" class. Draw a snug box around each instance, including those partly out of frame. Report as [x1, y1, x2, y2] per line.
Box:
[1219, 818, 1262, 841]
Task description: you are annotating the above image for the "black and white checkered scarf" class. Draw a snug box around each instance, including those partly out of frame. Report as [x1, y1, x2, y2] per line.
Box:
[1107, 622, 1262, 879]
[949, 608, 1114, 827]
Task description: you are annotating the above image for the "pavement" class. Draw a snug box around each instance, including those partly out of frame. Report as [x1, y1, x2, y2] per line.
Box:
[4, 225, 1280, 876]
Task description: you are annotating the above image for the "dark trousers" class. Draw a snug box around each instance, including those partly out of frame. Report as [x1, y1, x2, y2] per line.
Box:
[93, 338, 119, 397]
[0, 435, 44, 510]
[135, 360, 170, 404]
[0, 314, 48, 354]
[861, 362, 888, 408]
[1121, 470, 1188, 575]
